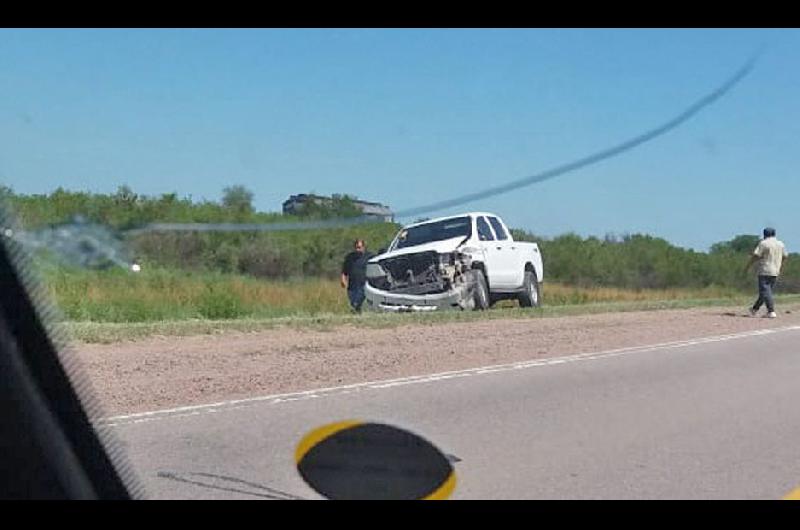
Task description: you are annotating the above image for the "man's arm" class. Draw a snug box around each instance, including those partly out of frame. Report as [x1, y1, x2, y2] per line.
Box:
[341, 254, 350, 289]
[744, 254, 758, 273]
[746, 242, 763, 273]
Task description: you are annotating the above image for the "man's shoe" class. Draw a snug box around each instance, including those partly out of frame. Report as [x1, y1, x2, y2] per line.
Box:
[749, 308, 758, 317]
[766, 311, 778, 319]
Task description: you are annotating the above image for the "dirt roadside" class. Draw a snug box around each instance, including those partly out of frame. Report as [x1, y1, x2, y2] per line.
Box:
[69, 304, 800, 416]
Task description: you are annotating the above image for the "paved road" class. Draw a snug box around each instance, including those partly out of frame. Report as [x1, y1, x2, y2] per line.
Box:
[104, 326, 800, 499]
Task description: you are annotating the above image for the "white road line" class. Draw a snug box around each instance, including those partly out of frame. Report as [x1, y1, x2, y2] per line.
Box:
[100, 325, 800, 428]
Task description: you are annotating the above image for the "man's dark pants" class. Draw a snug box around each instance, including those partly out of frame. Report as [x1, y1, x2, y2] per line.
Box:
[752, 275, 778, 313]
[348, 284, 366, 312]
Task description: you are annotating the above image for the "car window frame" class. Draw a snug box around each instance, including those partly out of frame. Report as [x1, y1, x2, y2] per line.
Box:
[487, 216, 509, 241]
[475, 216, 495, 242]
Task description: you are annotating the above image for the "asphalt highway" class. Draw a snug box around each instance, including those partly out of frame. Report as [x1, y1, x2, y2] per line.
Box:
[104, 326, 800, 499]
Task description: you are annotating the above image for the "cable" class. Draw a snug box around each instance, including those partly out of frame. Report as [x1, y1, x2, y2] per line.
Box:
[6, 52, 762, 269]
[394, 52, 759, 219]
[139, 52, 759, 231]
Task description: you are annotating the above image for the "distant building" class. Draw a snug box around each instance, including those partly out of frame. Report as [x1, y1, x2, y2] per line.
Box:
[282, 194, 394, 222]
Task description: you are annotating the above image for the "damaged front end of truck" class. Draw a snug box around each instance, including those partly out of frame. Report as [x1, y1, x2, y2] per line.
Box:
[364, 249, 483, 312]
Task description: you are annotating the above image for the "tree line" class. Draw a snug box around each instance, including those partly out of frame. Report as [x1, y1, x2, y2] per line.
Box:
[2, 185, 796, 292]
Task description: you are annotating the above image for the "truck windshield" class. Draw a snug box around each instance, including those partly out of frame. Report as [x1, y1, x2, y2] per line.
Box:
[392, 216, 472, 250]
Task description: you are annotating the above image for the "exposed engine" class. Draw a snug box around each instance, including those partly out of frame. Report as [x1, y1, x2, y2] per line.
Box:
[367, 250, 471, 295]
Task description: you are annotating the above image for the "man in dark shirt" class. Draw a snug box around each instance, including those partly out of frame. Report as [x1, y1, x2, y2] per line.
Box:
[341, 239, 372, 313]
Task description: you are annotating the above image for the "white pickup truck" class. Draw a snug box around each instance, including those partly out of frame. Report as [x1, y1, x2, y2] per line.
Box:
[364, 212, 544, 312]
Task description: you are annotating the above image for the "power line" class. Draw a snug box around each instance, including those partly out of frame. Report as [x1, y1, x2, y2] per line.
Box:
[394, 53, 758, 218]
[134, 52, 758, 234]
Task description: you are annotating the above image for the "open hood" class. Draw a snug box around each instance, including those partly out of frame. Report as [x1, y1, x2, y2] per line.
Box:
[369, 236, 467, 262]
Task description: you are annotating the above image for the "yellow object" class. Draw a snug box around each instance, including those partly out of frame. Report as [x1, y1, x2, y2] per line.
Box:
[295, 420, 363, 464]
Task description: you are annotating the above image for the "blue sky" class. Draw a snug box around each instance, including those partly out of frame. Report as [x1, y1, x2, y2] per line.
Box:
[0, 28, 798, 251]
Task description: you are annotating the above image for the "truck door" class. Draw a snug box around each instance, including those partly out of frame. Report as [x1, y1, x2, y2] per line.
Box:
[475, 215, 513, 288]
[487, 215, 525, 288]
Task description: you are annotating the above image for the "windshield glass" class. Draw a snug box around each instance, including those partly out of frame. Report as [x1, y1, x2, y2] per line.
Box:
[392, 216, 472, 250]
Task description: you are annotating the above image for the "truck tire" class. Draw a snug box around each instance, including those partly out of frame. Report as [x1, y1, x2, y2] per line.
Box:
[488, 294, 499, 308]
[518, 270, 541, 308]
[468, 270, 490, 311]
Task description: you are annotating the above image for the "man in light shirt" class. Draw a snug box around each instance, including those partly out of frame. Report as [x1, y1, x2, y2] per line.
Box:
[745, 227, 789, 318]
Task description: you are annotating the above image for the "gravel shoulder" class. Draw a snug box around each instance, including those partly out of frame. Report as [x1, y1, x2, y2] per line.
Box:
[69, 303, 800, 416]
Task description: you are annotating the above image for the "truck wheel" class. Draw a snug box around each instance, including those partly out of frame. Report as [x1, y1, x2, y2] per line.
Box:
[468, 270, 490, 311]
[518, 270, 541, 308]
[488, 294, 499, 308]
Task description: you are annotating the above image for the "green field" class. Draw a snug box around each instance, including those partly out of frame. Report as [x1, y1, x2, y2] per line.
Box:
[7, 186, 799, 344]
[62, 295, 800, 344]
[44, 266, 759, 324]
[34, 265, 800, 343]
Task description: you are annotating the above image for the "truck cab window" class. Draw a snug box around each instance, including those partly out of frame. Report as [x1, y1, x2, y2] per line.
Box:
[476, 216, 495, 241]
[488, 216, 509, 241]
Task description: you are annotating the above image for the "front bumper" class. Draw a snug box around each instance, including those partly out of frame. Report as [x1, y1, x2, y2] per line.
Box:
[364, 282, 471, 312]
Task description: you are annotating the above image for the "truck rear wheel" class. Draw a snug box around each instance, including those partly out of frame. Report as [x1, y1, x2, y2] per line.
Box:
[518, 270, 541, 308]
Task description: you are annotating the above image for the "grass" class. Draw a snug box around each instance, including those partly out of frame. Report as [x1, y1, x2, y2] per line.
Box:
[38, 266, 800, 343]
[44, 266, 346, 322]
[503, 283, 744, 306]
[45, 266, 752, 322]
[63, 294, 800, 344]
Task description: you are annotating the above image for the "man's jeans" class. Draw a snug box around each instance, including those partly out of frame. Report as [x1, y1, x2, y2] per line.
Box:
[752, 275, 778, 313]
[348, 284, 366, 312]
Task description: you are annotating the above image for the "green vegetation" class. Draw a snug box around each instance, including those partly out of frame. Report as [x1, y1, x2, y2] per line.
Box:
[290, 193, 364, 219]
[511, 230, 800, 293]
[43, 267, 347, 322]
[6, 185, 284, 229]
[3, 186, 399, 279]
[3, 186, 799, 331]
[64, 295, 800, 343]
[40, 266, 792, 324]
